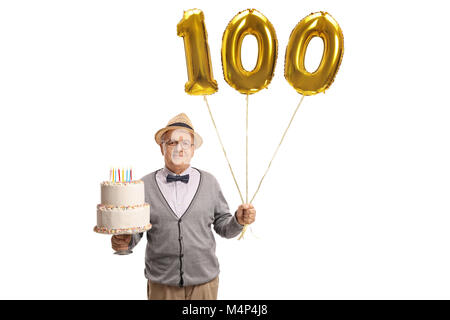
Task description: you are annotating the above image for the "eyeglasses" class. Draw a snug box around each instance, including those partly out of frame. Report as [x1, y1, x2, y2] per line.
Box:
[163, 139, 194, 150]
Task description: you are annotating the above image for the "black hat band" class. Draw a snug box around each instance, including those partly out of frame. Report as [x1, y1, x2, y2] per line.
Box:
[168, 122, 193, 131]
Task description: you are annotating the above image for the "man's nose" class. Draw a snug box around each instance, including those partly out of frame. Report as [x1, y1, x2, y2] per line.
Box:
[175, 143, 183, 152]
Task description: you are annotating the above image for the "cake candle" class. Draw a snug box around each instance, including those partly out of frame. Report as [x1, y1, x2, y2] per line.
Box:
[130, 168, 132, 181]
[118, 168, 121, 182]
[122, 169, 124, 183]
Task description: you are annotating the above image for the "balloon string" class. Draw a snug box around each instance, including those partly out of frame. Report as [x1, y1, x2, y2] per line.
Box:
[249, 225, 260, 239]
[250, 95, 305, 204]
[246, 93, 249, 204]
[239, 94, 250, 240]
[238, 95, 305, 240]
[203, 96, 244, 204]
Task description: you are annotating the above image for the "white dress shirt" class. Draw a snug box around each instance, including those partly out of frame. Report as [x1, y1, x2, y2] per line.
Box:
[155, 166, 201, 218]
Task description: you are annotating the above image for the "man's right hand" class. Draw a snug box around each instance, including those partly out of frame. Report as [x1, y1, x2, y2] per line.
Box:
[111, 234, 132, 252]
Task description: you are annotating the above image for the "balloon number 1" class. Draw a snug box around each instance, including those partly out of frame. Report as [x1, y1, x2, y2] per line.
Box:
[177, 9, 218, 95]
[177, 9, 344, 96]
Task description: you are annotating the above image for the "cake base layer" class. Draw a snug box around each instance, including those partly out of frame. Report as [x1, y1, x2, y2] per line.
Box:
[93, 223, 152, 235]
[96, 203, 150, 233]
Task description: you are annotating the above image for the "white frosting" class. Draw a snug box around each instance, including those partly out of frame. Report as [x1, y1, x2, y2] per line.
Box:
[101, 181, 145, 206]
[97, 205, 150, 229]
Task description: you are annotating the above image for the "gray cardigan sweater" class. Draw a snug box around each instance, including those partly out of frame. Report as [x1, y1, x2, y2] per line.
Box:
[129, 168, 243, 287]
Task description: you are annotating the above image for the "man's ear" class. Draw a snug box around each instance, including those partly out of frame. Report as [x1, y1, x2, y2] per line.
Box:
[160, 144, 164, 156]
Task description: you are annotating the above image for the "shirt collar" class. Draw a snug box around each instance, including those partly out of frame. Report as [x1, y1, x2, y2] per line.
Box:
[163, 165, 192, 177]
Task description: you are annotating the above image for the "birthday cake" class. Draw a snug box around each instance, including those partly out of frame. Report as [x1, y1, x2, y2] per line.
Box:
[94, 170, 151, 234]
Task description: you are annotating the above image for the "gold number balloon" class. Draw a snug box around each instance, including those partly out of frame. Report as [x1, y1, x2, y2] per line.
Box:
[221, 9, 278, 95]
[177, 9, 218, 95]
[284, 12, 344, 96]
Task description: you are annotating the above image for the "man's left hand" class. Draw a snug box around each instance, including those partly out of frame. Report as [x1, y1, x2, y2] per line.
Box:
[236, 203, 256, 226]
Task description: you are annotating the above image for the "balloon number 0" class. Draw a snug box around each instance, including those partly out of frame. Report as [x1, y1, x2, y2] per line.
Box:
[221, 9, 277, 95]
[177, 9, 344, 96]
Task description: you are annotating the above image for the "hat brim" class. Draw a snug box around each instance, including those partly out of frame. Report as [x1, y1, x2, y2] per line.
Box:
[154, 126, 203, 149]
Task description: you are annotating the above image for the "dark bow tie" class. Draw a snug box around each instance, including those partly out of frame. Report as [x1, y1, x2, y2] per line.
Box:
[166, 174, 190, 183]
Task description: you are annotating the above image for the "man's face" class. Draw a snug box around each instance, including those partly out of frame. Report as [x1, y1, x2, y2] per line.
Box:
[160, 129, 195, 168]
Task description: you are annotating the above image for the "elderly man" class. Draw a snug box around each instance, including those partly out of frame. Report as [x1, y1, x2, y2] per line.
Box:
[111, 113, 256, 300]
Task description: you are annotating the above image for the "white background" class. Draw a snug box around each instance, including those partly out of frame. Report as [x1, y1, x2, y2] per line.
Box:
[1, 0, 449, 299]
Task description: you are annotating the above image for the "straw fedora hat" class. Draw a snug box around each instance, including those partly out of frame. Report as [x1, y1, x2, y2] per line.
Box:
[154, 113, 203, 149]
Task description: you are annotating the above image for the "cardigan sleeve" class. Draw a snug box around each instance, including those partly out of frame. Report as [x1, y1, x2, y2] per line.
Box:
[212, 177, 244, 238]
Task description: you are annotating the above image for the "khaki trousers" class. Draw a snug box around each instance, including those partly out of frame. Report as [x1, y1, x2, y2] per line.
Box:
[147, 276, 219, 300]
